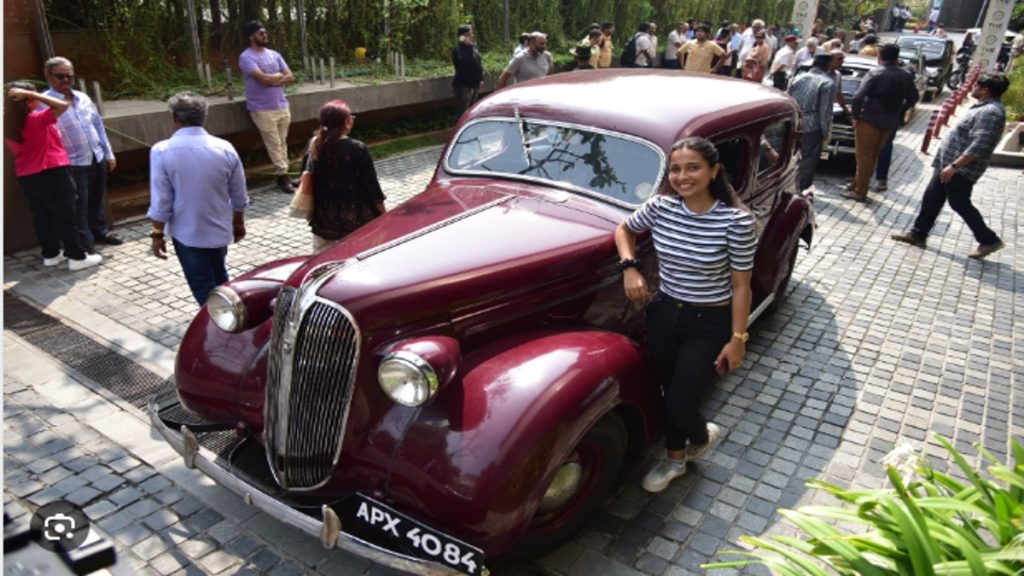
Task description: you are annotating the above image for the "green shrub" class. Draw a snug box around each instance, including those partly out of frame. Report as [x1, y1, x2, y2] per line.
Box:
[704, 435, 1024, 576]
[1003, 56, 1024, 121]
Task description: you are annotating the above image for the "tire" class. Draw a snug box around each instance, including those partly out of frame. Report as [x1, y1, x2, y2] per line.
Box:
[947, 68, 964, 91]
[503, 413, 627, 560]
[767, 242, 799, 314]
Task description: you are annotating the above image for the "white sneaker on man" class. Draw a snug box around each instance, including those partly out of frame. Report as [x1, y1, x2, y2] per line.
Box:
[43, 252, 66, 267]
[685, 422, 722, 461]
[68, 253, 102, 271]
[642, 457, 687, 493]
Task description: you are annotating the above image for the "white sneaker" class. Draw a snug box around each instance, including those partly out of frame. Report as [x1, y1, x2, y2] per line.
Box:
[68, 253, 102, 271]
[642, 458, 686, 493]
[685, 422, 722, 461]
[43, 252, 66, 267]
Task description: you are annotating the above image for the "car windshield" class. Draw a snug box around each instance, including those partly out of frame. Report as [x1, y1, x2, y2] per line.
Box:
[837, 65, 872, 97]
[445, 119, 664, 206]
[898, 38, 945, 58]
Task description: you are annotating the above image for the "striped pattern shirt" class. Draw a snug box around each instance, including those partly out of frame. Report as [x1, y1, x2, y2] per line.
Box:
[626, 195, 757, 304]
[42, 89, 114, 166]
[934, 99, 1006, 184]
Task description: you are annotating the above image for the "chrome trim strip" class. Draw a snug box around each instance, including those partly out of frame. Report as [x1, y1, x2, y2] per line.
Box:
[442, 117, 667, 210]
[147, 400, 470, 576]
[748, 293, 774, 326]
[356, 196, 513, 261]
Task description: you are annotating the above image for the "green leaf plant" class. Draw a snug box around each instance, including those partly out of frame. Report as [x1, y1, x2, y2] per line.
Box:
[704, 435, 1024, 576]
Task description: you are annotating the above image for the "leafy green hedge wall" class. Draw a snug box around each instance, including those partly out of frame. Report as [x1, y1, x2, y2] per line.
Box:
[44, 0, 798, 97]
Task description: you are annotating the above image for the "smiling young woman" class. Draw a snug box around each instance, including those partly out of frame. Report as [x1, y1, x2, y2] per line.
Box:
[613, 136, 756, 493]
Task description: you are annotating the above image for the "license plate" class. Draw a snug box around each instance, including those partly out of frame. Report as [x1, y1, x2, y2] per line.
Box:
[347, 493, 485, 576]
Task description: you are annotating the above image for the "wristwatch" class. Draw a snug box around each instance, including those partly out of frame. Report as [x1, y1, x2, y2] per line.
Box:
[617, 258, 643, 272]
[732, 331, 750, 343]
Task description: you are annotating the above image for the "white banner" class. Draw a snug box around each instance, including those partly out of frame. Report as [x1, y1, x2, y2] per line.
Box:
[791, 0, 818, 40]
[974, 0, 1013, 72]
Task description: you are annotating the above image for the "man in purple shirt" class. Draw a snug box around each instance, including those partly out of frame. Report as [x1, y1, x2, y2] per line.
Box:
[148, 92, 249, 306]
[239, 20, 295, 193]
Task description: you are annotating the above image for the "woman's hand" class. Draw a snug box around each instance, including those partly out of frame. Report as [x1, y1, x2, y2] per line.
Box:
[623, 268, 651, 302]
[7, 87, 31, 101]
[715, 338, 745, 374]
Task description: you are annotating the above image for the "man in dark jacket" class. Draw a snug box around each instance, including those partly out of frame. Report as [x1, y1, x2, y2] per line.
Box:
[452, 24, 484, 121]
[844, 43, 919, 201]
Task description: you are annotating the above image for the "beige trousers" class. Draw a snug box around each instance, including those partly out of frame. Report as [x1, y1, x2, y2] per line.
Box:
[250, 108, 291, 175]
[312, 233, 334, 254]
[853, 122, 893, 198]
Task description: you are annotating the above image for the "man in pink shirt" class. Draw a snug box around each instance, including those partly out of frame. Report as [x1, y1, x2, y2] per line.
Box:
[239, 20, 295, 194]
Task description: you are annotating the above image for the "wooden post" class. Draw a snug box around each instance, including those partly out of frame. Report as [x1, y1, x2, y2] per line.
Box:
[185, 0, 204, 81]
[29, 0, 55, 61]
[224, 59, 234, 101]
[329, 57, 336, 88]
[297, 0, 309, 73]
[92, 81, 104, 116]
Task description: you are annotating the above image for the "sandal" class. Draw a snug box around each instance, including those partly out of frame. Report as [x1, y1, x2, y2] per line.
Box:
[840, 191, 868, 203]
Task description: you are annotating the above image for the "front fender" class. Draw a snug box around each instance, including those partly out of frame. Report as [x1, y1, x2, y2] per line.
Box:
[752, 193, 813, 295]
[175, 256, 306, 423]
[384, 328, 656, 557]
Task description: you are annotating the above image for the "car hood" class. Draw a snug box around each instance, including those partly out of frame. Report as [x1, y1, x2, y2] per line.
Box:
[284, 181, 624, 335]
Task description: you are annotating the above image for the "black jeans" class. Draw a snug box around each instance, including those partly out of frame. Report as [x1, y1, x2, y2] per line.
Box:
[172, 238, 229, 306]
[798, 130, 824, 191]
[910, 169, 1000, 245]
[645, 293, 732, 451]
[452, 86, 479, 121]
[18, 167, 87, 260]
[70, 159, 110, 246]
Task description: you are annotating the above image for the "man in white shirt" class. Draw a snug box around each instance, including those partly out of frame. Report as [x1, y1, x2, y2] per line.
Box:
[664, 22, 688, 69]
[769, 34, 799, 90]
[795, 38, 820, 68]
[632, 22, 655, 68]
[738, 19, 766, 65]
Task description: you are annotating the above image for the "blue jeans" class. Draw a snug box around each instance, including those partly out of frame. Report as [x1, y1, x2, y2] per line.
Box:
[173, 238, 228, 306]
[70, 159, 110, 246]
[875, 128, 897, 181]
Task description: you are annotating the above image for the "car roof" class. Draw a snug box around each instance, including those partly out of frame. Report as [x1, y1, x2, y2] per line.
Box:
[897, 35, 950, 45]
[842, 55, 880, 69]
[469, 69, 797, 151]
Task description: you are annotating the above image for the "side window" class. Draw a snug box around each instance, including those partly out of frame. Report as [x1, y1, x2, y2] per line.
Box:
[715, 138, 748, 194]
[758, 121, 789, 174]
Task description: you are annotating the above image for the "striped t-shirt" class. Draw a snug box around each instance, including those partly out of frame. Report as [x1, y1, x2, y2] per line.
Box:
[626, 195, 757, 304]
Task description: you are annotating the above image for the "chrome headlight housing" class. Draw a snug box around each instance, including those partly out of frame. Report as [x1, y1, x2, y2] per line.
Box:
[206, 286, 247, 333]
[378, 351, 439, 407]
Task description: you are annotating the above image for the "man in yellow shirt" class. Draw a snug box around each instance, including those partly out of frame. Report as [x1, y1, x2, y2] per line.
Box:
[679, 24, 726, 73]
[598, 22, 615, 68]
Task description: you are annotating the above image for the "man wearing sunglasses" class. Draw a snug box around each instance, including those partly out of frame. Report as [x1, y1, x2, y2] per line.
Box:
[240, 20, 295, 194]
[43, 56, 123, 251]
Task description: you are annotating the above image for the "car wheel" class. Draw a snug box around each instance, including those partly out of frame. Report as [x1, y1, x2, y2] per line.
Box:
[504, 413, 627, 559]
[767, 242, 799, 314]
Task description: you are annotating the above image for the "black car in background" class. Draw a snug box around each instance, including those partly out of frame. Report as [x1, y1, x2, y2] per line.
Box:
[803, 55, 926, 162]
[897, 36, 954, 99]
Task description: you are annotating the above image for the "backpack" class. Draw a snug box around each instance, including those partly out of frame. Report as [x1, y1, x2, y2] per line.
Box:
[620, 33, 641, 66]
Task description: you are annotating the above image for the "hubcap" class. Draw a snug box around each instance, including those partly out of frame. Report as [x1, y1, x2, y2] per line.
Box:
[538, 461, 583, 513]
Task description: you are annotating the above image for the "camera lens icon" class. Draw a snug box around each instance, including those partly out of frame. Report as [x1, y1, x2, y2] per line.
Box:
[44, 513, 77, 541]
[31, 501, 90, 552]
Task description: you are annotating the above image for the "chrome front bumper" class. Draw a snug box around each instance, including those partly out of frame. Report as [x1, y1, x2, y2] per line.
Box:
[146, 399, 478, 576]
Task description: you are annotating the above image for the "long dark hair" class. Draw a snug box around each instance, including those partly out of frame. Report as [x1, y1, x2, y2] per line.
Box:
[663, 136, 743, 208]
[4, 81, 36, 144]
[309, 99, 352, 163]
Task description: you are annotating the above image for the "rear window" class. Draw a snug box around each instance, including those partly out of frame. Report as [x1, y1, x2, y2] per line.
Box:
[445, 119, 664, 206]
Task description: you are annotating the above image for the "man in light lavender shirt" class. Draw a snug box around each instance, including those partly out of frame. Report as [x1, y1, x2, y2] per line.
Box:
[239, 20, 295, 193]
[148, 92, 249, 306]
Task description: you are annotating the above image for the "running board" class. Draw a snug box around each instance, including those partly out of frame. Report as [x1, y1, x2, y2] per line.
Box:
[748, 294, 774, 326]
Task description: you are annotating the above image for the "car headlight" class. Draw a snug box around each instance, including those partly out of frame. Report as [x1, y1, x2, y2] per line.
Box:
[378, 351, 439, 407]
[206, 286, 247, 332]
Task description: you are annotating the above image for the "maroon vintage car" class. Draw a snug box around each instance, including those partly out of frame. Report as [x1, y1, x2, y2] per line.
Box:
[150, 70, 814, 575]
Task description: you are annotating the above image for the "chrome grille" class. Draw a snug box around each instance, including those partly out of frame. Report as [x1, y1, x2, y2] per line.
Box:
[265, 284, 360, 490]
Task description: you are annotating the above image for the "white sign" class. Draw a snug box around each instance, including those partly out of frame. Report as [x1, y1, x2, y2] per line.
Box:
[791, 0, 818, 40]
[975, 0, 1012, 72]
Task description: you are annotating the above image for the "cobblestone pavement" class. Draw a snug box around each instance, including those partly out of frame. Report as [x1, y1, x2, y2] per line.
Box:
[4, 94, 1023, 576]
